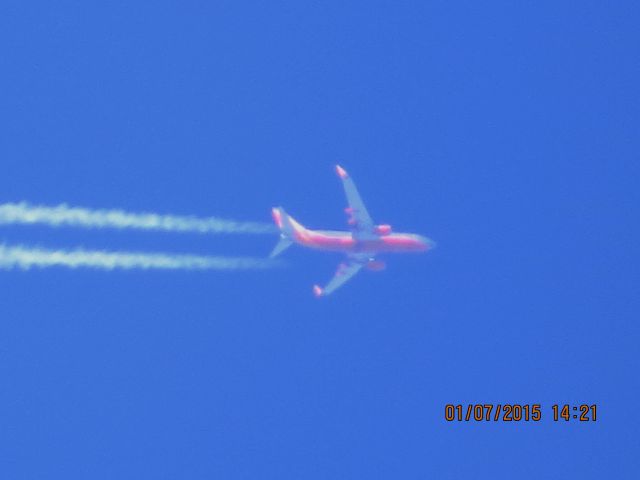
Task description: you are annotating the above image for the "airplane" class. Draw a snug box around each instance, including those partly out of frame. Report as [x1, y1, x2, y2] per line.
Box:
[269, 165, 436, 297]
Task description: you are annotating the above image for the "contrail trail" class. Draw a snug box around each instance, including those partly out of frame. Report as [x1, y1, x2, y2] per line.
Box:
[0, 244, 278, 271]
[0, 202, 275, 234]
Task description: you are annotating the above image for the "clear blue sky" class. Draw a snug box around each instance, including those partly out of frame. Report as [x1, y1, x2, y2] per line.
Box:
[1, 1, 638, 478]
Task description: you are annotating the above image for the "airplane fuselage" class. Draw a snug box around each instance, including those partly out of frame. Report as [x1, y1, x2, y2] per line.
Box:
[293, 228, 431, 254]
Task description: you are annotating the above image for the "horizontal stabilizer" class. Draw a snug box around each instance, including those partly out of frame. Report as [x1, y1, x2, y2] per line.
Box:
[269, 236, 293, 258]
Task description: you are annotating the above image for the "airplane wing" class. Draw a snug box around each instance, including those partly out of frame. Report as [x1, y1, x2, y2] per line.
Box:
[313, 257, 366, 297]
[335, 165, 375, 236]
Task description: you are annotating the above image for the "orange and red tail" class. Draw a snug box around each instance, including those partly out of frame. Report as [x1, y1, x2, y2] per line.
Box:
[269, 207, 305, 258]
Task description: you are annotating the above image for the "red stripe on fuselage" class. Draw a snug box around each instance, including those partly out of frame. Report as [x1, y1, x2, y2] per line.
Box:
[295, 229, 428, 253]
[294, 230, 355, 250]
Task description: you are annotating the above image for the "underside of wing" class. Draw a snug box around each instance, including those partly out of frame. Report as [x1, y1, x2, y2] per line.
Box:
[335, 165, 375, 237]
[313, 257, 365, 297]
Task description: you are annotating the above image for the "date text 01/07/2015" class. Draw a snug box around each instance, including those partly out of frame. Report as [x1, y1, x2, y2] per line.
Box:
[444, 404, 597, 422]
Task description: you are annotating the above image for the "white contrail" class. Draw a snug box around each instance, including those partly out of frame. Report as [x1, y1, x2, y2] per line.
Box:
[0, 244, 278, 271]
[0, 202, 275, 234]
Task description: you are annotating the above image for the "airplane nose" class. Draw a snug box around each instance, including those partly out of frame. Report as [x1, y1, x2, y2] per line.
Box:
[420, 236, 436, 250]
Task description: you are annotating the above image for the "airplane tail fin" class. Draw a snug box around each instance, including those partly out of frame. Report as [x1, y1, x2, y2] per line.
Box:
[269, 207, 305, 258]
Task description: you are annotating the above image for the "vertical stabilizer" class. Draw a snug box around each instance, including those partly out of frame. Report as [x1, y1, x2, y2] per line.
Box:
[269, 207, 304, 257]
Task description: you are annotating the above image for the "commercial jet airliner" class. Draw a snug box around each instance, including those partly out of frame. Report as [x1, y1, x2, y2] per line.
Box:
[270, 165, 435, 297]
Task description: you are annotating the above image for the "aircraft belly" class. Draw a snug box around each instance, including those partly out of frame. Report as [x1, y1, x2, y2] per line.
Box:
[304, 232, 355, 252]
[357, 237, 422, 253]
[301, 231, 424, 253]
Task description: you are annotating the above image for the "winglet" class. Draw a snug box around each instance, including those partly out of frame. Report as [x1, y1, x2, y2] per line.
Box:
[312, 285, 324, 298]
[335, 164, 348, 179]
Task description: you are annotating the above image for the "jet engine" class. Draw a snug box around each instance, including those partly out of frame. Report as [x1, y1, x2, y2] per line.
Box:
[374, 224, 392, 235]
[366, 259, 386, 271]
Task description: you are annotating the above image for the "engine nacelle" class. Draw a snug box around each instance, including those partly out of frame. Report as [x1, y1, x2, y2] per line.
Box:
[374, 224, 392, 236]
[366, 259, 386, 271]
